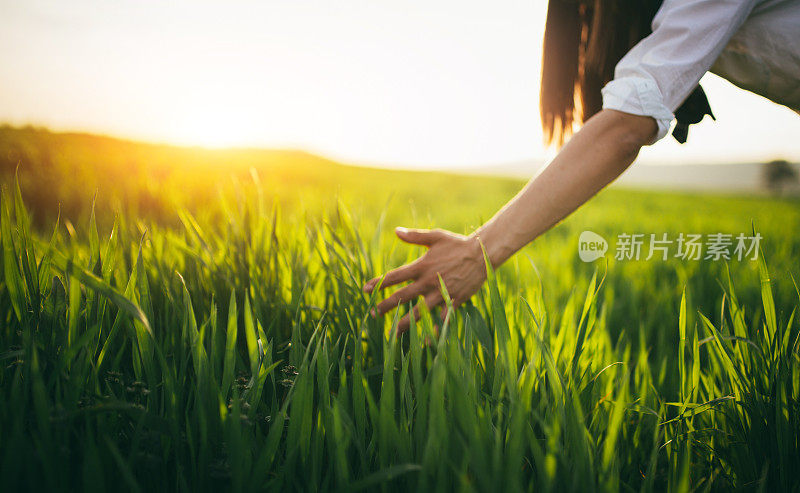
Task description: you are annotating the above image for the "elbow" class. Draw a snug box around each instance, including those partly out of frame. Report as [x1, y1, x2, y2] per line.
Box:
[605, 110, 658, 163]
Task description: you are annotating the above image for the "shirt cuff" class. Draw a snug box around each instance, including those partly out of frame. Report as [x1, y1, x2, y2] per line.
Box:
[601, 77, 675, 145]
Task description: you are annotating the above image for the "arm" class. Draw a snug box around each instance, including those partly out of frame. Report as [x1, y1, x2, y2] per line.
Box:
[476, 109, 655, 267]
[365, 0, 760, 332]
[364, 109, 657, 332]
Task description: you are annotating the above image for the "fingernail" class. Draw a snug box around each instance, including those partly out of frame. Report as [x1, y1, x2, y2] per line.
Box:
[395, 227, 408, 234]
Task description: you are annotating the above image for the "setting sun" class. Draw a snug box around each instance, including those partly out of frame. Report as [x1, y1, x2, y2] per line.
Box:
[1, 2, 799, 490]
[3, 0, 798, 168]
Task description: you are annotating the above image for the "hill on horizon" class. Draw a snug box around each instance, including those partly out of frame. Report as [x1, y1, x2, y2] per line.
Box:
[0, 125, 526, 227]
[2, 125, 797, 229]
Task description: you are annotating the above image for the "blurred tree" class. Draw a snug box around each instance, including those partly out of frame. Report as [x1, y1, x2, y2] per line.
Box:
[763, 159, 799, 195]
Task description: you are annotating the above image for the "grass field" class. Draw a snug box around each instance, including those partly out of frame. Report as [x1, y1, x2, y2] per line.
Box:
[1, 127, 799, 491]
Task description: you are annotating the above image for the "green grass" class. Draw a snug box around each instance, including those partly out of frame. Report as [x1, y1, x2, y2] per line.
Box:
[1, 128, 799, 491]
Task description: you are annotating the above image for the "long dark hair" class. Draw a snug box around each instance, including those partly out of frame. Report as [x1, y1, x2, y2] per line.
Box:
[540, 0, 661, 146]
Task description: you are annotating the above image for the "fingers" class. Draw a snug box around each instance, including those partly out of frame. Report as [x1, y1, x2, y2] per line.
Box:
[395, 227, 445, 247]
[397, 292, 443, 334]
[376, 283, 425, 316]
[362, 227, 448, 293]
[363, 260, 420, 293]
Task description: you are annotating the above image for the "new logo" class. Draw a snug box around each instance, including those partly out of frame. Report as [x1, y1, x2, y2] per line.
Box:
[578, 231, 608, 262]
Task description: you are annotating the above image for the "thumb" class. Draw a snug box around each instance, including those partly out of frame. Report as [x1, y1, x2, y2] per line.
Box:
[395, 227, 442, 246]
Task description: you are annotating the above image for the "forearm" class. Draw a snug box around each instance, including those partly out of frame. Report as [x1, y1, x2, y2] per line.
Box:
[473, 109, 657, 266]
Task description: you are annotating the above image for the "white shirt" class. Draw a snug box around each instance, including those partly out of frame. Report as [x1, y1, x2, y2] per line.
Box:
[601, 0, 800, 144]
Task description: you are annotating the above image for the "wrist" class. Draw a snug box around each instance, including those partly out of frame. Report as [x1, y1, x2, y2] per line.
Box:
[469, 229, 512, 269]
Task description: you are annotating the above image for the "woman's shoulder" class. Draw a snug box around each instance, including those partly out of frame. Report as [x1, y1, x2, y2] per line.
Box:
[712, 0, 800, 112]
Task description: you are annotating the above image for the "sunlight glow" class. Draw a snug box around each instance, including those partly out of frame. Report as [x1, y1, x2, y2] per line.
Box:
[0, 0, 798, 167]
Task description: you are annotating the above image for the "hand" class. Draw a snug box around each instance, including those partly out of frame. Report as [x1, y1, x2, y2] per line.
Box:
[363, 227, 487, 333]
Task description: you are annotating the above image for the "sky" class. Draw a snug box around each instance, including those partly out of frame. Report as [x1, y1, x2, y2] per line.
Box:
[1, 0, 799, 170]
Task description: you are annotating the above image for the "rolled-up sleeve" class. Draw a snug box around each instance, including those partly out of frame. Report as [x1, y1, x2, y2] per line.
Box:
[601, 0, 759, 143]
